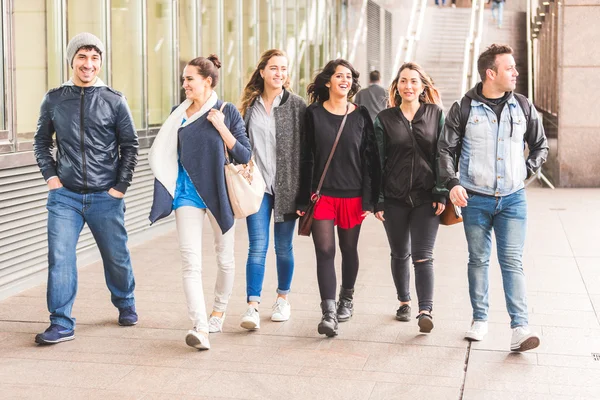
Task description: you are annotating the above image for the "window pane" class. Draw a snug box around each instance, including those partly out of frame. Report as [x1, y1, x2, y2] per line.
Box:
[272, 0, 283, 50]
[241, 1, 257, 84]
[285, 3, 297, 91]
[0, 4, 5, 131]
[200, 1, 220, 96]
[15, 0, 48, 142]
[297, 0, 309, 97]
[257, 0, 270, 52]
[66, 0, 107, 83]
[179, 0, 198, 102]
[111, 0, 144, 129]
[222, 0, 241, 103]
[148, 0, 174, 126]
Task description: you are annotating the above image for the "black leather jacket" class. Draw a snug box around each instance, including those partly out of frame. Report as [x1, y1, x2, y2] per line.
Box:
[34, 84, 138, 193]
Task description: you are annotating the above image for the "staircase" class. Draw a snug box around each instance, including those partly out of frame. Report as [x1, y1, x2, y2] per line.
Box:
[414, 7, 471, 110]
[413, 7, 529, 110]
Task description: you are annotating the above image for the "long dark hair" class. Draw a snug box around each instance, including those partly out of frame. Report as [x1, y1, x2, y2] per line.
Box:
[239, 49, 290, 118]
[388, 62, 442, 107]
[306, 59, 360, 104]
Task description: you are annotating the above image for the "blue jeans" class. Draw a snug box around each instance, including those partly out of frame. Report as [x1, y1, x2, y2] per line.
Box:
[491, 1, 504, 26]
[46, 187, 136, 330]
[462, 189, 528, 328]
[245, 193, 296, 303]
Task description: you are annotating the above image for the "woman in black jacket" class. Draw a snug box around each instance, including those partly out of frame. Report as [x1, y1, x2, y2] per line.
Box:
[297, 59, 380, 337]
[374, 62, 446, 333]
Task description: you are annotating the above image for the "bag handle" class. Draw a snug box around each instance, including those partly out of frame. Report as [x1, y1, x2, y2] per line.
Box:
[219, 102, 232, 165]
[312, 104, 349, 201]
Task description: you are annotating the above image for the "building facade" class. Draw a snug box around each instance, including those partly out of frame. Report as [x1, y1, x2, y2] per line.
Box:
[0, 0, 396, 299]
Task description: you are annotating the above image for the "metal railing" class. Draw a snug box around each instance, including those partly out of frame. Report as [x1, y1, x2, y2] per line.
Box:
[391, 0, 427, 75]
[460, 0, 485, 95]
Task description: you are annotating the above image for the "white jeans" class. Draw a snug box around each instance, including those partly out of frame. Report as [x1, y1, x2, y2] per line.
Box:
[175, 206, 235, 332]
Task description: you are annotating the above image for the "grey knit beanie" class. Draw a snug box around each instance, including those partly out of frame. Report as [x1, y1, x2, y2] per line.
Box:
[66, 32, 105, 68]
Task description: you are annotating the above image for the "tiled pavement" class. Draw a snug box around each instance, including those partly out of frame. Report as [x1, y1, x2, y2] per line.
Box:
[0, 188, 599, 399]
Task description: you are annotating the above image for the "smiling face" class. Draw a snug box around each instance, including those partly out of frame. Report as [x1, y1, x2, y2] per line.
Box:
[182, 65, 212, 102]
[396, 68, 424, 104]
[489, 53, 519, 92]
[261, 55, 288, 91]
[72, 47, 102, 87]
[326, 65, 353, 98]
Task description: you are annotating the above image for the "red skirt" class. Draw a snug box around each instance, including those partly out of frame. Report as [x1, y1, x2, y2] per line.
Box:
[313, 195, 365, 229]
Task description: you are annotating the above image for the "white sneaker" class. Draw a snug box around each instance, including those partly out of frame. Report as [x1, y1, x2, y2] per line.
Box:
[208, 314, 225, 333]
[185, 329, 210, 350]
[510, 326, 540, 352]
[240, 307, 260, 330]
[271, 298, 291, 322]
[465, 320, 488, 341]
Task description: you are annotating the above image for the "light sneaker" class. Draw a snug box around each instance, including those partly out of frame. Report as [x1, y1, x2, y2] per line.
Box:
[240, 307, 260, 330]
[510, 326, 540, 352]
[185, 329, 210, 350]
[208, 314, 225, 333]
[465, 320, 488, 341]
[271, 298, 291, 322]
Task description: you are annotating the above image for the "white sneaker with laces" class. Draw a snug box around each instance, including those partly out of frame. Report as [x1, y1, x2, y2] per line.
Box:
[465, 320, 488, 341]
[185, 328, 210, 350]
[240, 307, 260, 330]
[208, 314, 225, 333]
[510, 326, 540, 352]
[271, 298, 291, 322]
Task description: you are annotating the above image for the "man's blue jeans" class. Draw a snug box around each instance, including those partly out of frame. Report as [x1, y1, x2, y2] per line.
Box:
[46, 187, 136, 330]
[245, 193, 296, 303]
[462, 189, 529, 328]
[491, 1, 504, 27]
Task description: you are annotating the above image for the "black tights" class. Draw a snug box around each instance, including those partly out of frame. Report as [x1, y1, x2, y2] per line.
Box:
[311, 219, 362, 300]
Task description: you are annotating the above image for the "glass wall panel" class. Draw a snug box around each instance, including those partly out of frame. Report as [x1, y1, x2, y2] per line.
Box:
[15, 0, 48, 142]
[147, 0, 174, 126]
[257, 0, 270, 53]
[0, 2, 5, 131]
[66, 0, 107, 83]
[222, 0, 241, 103]
[241, 0, 257, 84]
[297, 0, 309, 97]
[111, 0, 144, 129]
[285, 3, 297, 91]
[272, 0, 283, 50]
[179, 0, 198, 102]
[200, 0, 220, 96]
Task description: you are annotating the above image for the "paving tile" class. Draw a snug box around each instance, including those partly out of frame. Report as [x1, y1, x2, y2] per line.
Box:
[462, 389, 581, 400]
[108, 365, 214, 395]
[0, 384, 144, 400]
[368, 382, 459, 400]
[577, 257, 600, 295]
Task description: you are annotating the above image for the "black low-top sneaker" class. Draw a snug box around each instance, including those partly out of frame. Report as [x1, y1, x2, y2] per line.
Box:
[396, 304, 411, 321]
[417, 313, 434, 333]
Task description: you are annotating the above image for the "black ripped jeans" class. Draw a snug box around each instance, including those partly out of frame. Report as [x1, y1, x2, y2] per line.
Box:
[382, 201, 440, 312]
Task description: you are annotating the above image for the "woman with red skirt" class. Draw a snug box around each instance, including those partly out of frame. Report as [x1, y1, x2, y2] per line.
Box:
[297, 59, 380, 337]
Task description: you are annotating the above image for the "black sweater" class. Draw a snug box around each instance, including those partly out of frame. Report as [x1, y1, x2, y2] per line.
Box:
[374, 103, 446, 210]
[297, 102, 381, 212]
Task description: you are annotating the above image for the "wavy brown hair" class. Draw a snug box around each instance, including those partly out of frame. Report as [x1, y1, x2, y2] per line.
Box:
[239, 49, 290, 117]
[306, 59, 360, 104]
[388, 62, 442, 108]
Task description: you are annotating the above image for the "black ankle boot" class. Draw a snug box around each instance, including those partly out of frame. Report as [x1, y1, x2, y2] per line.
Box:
[318, 299, 338, 337]
[337, 287, 354, 322]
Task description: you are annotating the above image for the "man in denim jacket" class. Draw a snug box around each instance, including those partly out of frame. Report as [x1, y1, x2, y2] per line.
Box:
[437, 44, 548, 352]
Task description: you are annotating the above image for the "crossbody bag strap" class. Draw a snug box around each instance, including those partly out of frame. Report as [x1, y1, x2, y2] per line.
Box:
[400, 113, 431, 164]
[314, 104, 349, 198]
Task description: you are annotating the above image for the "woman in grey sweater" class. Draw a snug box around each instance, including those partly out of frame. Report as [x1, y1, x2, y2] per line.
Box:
[238, 49, 307, 330]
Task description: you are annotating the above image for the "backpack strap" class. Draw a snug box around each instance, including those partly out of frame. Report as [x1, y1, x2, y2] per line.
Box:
[513, 93, 532, 131]
[458, 96, 471, 138]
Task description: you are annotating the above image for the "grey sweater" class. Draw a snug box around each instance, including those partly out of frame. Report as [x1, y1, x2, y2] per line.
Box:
[244, 89, 307, 222]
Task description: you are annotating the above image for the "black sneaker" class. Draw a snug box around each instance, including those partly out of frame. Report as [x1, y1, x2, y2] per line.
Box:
[417, 313, 434, 333]
[118, 306, 138, 326]
[396, 304, 411, 321]
[35, 324, 75, 345]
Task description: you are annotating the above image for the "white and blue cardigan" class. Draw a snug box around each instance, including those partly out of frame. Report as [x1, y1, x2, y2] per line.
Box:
[148, 93, 252, 234]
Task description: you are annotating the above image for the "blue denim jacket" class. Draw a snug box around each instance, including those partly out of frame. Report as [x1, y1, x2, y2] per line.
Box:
[458, 96, 528, 196]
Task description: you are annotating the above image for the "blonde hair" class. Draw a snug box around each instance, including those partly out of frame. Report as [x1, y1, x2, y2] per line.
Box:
[388, 62, 442, 108]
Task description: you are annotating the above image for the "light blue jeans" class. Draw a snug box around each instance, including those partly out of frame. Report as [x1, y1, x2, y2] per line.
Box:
[491, 1, 504, 27]
[46, 187, 136, 330]
[245, 193, 296, 303]
[462, 189, 528, 328]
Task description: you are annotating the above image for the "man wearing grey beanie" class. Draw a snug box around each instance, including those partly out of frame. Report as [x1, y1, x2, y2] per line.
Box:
[33, 32, 140, 345]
